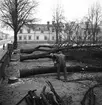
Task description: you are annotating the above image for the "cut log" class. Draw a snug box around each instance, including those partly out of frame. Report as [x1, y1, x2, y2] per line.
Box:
[20, 45, 54, 54]
[8, 77, 19, 84]
[20, 66, 56, 77]
[20, 53, 52, 61]
[21, 48, 52, 53]
[20, 66, 102, 78]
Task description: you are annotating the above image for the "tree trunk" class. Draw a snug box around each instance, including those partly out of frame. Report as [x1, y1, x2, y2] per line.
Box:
[13, 31, 18, 49]
[20, 53, 52, 62]
[20, 66, 102, 78]
[20, 45, 54, 54]
[20, 44, 102, 54]
[56, 29, 59, 44]
[92, 31, 96, 44]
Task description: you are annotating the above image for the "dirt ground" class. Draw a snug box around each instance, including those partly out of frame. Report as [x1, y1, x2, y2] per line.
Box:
[0, 44, 102, 105]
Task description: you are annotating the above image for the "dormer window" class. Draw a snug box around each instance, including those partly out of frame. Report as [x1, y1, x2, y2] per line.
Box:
[27, 29, 30, 33]
[20, 29, 22, 33]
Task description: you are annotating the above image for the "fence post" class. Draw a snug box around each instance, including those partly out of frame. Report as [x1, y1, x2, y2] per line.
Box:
[7, 43, 13, 59]
[3, 44, 5, 50]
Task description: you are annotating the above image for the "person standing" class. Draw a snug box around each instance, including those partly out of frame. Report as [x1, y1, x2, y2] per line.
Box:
[50, 51, 67, 81]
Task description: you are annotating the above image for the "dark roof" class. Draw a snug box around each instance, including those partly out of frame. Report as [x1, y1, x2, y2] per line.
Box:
[25, 24, 53, 31]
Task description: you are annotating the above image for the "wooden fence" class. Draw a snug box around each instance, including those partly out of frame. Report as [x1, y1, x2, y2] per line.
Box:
[0, 43, 13, 83]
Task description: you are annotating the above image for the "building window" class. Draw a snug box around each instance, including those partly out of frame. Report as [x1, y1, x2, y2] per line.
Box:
[27, 29, 30, 33]
[28, 36, 31, 40]
[41, 30, 44, 33]
[36, 36, 39, 40]
[44, 36, 47, 40]
[19, 36, 22, 40]
[52, 36, 54, 40]
[24, 36, 26, 40]
[20, 29, 22, 33]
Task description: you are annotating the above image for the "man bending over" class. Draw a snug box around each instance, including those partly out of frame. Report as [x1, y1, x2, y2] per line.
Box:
[50, 51, 67, 81]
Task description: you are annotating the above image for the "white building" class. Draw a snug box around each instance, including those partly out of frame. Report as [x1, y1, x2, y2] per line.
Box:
[17, 22, 56, 44]
[17, 21, 102, 45]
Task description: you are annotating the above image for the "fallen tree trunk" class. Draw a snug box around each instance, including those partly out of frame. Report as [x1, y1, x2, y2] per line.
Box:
[21, 48, 52, 53]
[20, 44, 102, 54]
[20, 53, 52, 61]
[20, 66, 102, 78]
[20, 45, 54, 54]
[20, 44, 102, 61]
[20, 48, 102, 61]
[20, 47, 67, 61]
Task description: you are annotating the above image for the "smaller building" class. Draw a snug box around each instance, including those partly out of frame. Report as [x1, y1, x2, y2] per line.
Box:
[0, 31, 9, 40]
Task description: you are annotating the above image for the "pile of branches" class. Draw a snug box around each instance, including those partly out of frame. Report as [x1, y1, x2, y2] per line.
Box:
[16, 81, 68, 105]
[81, 83, 102, 105]
[16, 79, 102, 105]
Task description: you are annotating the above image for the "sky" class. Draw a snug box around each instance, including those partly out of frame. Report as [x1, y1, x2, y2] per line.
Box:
[36, 0, 102, 23]
[1, 0, 102, 36]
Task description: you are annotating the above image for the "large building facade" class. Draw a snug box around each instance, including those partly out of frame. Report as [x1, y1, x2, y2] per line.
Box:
[17, 21, 102, 45]
[17, 22, 56, 44]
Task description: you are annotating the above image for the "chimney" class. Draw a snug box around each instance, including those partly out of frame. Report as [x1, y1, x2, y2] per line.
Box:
[47, 21, 50, 30]
[47, 21, 50, 25]
[52, 21, 55, 25]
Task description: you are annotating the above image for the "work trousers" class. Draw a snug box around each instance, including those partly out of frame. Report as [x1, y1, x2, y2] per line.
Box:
[56, 63, 67, 80]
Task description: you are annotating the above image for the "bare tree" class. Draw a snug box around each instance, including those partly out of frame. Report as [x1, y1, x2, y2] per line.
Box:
[64, 22, 74, 42]
[85, 3, 102, 44]
[52, 5, 65, 44]
[79, 20, 93, 44]
[64, 21, 78, 44]
[0, 0, 38, 49]
[64, 21, 83, 45]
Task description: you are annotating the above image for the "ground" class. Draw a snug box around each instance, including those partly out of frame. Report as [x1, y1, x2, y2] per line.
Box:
[0, 43, 102, 105]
